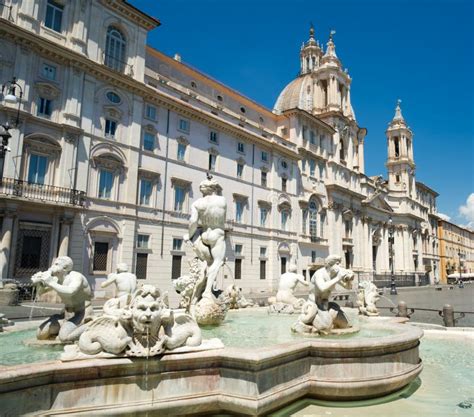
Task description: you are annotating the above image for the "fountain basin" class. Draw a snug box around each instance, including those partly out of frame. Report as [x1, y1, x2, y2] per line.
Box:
[0, 318, 422, 416]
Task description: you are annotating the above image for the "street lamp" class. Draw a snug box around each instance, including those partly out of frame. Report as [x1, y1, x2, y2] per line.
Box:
[458, 238, 464, 289]
[1, 77, 22, 181]
[1, 77, 23, 126]
[388, 215, 397, 295]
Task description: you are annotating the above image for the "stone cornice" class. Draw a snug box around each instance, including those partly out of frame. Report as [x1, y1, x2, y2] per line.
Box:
[0, 21, 300, 160]
[99, 0, 160, 30]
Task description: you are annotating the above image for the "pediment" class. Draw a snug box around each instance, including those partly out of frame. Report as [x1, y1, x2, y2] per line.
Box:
[362, 192, 393, 212]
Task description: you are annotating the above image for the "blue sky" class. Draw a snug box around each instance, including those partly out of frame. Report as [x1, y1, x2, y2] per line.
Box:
[130, 0, 474, 226]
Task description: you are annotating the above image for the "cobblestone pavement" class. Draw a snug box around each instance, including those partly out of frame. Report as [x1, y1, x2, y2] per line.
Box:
[377, 283, 474, 327]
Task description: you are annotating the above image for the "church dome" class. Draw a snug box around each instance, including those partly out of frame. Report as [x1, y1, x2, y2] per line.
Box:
[273, 74, 314, 114]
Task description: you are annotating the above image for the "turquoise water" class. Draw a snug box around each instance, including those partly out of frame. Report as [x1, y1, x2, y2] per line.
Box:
[273, 335, 474, 417]
[200, 309, 395, 348]
[1, 310, 392, 365]
[0, 329, 63, 366]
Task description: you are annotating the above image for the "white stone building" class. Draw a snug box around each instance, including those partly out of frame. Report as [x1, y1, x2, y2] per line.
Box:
[0, 1, 439, 304]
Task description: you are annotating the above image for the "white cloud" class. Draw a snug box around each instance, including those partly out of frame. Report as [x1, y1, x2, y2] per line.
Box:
[459, 193, 474, 228]
[438, 213, 451, 221]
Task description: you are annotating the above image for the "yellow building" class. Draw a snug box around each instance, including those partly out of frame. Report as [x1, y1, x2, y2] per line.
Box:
[438, 219, 474, 283]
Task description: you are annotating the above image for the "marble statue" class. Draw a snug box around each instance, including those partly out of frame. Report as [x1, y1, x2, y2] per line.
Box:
[101, 263, 137, 307]
[357, 281, 380, 316]
[182, 174, 229, 325]
[31, 256, 93, 342]
[223, 284, 255, 309]
[268, 262, 309, 314]
[72, 284, 203, 358]
[292, 255, 355, 335]
[173, 258, 205, 309]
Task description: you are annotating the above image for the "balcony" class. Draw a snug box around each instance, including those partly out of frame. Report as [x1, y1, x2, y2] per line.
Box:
[0, 178, 85, 207]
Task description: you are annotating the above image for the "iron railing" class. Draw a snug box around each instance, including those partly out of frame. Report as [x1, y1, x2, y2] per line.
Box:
[0, 177, 86, 206]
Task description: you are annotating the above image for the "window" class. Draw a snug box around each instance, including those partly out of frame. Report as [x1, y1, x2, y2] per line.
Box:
[139, 179, 153, 205]
[235, 259, 242, 279]
[98, 169, 114, 199]
[178, 118, 190, 133]
[28, 154, 47, 185]
[235, 244, 243, 255]
[143, 132, 155, 151]
[45, 0, 63, 32]
[209, 131, 218, 143]
[395, 174, 400, 183]
[237, 163, 244, 178]
[171, 255, 182, 280]
[261, 171, 267, 187]
[281, 257, 287, 274]
[42, 64, 56, 80]
[394, 137, 400, 157]
[93, 242, 109, 272]
[310, 130, 316, 145]
[309, 159, 316, 176]
[173, 185, 186, 211]
[177, 143, 186, 161]
[37, 97, 52, 117]
[20, 236, 42, 269]
[260, 247, 267, 257]
[261, 151, 268, 162]
[240, 106, 246, 114]
[190, 81, 197, 88]
[237, 142, 245, 153]
[208, 153, 217, 171]
[137, 234, 150, 249]
[105, 27, 126, 72]
[173, 238, 183, 251]
[106, 91, 121, 104]
[260, 207, 268, 227]
[302, 125, 308, 140]
[281, 210, 289, 230]
[282, 177, 287, 192]
[281, 160, 288, 169]
[217, 95, 223, 102]
[260, 260, 266, 280]
[145, 104, 157, 120]
[311, 251, 317, 263]
[309, 201, 318, 241]
[319, 163, 325, 179]
[105, 119, 117, 138]
[302, 159, 306, 172]
[136, 253, 148, 280]
[320, 212, 326, 237]
[339, 138, 345, 161]
[235, 201, 244, 223]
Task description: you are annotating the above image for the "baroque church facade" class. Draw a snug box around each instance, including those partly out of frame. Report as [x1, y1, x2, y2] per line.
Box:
[0, 1, 440, 304]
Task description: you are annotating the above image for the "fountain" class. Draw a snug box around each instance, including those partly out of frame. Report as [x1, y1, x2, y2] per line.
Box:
[0, 175, 428, 415]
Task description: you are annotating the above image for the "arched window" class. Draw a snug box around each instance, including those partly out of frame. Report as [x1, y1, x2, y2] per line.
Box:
[339, 138, 345, 161]
[105, 27, 126, 72]
[309, 200, 318, 242]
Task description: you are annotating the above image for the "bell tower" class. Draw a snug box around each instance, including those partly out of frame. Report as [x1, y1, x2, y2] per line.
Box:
[300, 24, 323, 75]
[386, 100, 415, 196]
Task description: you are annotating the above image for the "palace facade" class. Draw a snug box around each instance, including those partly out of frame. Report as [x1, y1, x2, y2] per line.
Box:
[0, 0, 443, 303]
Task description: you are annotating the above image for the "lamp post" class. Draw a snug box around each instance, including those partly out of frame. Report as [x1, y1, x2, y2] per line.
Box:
[1, 77, 23, 181]
[458, 238, 464, 289]
[388, 216, 397, 295]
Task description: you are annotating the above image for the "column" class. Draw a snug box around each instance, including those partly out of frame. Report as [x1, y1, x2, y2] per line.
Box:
[58, 217, 73, 257]
[402, 227, 411, 272]
[327, 206, 337, 254]
[358, 139, 365, 174]
[0, 211, 15, 280]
